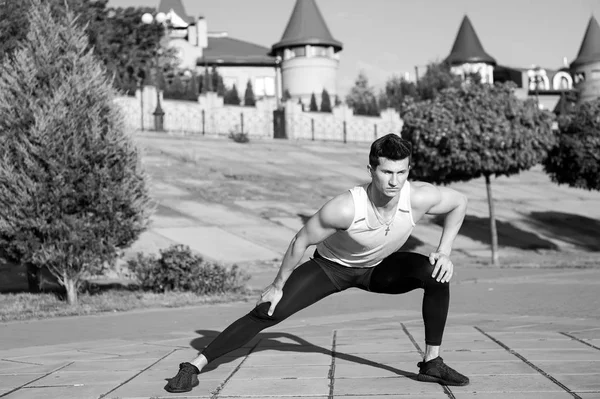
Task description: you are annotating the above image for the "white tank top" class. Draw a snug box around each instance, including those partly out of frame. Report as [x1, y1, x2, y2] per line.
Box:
[316, 181, 416, 268]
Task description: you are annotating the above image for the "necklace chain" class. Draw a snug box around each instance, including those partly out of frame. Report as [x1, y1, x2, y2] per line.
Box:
[368, 185, 396, 228]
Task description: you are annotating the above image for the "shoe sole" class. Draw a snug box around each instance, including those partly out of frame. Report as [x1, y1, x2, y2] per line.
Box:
[164, 378, 200, 393]
[417, 373, 469, 386]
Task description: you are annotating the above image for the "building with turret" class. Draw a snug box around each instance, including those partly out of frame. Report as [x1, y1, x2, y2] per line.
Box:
[570, 16, 600, 103]
[155, 0, 340, 105]
[269, 0, 343, 105]
[445, 16, 496, 84]
[445, 14, 599, 110]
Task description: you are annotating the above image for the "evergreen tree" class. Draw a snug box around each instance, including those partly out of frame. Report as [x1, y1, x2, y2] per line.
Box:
[164, 74, 186, 100]
[346, 71, 380, 116]
[203, 67, 213, 92]
[379, 75, 418, 114]
[211, 66, 225, 96]
[334, 95, 342, 107]
[0, 0, 152, 304]
[185, 73, 200, 101]
[244, 79, 256, 106]
[224, 84, 241, 105]
[320, 89, 332, 112]
[198, 73, 206, 94]
[309, 92, 318, 112]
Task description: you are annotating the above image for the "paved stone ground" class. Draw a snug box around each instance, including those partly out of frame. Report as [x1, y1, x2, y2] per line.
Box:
[2, 265, 600, 399]
[1, 133, 600, 398]
[1, 302, 599, 399]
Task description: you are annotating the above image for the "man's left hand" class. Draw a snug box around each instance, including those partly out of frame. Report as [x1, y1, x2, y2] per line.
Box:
[429, 252, 453, 283]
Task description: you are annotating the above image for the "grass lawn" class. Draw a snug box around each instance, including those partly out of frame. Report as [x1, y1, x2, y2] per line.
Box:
[0, 288, 257, 323]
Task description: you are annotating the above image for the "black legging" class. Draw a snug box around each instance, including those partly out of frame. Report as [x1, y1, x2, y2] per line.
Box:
[201, 251, 449, 363]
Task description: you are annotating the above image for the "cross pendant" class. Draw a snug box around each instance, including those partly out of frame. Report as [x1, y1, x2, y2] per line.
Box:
[385, 226, 390, 236]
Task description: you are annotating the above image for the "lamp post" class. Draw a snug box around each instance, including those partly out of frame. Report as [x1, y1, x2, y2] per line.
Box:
[527, 65, 546, 109]
[141, 11, 170, 132]
[275, 55, 282, 108]
[135, 68, 147, 131]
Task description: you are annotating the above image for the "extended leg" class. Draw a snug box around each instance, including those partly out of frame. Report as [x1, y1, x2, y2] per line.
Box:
[367, 252, 468, 386]
[165, 259, 339, 393]
[199, 259, 339, 365]
[368, 252, 449, 347]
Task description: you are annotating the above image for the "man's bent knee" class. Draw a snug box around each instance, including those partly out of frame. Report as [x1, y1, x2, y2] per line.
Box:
[250, 302, 284, 324]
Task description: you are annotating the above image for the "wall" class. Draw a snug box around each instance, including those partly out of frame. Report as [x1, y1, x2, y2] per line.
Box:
[114, 89, 275, 138]
[114, 89, 403, 143]
[198, 92, 276, 138]
[284, 100, 403, 143]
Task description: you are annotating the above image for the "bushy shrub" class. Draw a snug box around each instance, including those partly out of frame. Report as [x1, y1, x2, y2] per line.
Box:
[127, 245, 250, 295]
[228, 128, 250, 143]
[544, 98, 600, 191]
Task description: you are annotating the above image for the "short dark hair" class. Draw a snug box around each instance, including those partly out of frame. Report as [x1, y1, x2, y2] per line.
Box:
[369, 133, 412, 169]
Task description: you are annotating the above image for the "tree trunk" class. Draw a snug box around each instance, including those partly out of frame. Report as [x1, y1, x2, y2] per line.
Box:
[64, 277, 78, 305]
[485, 174, 499, 265]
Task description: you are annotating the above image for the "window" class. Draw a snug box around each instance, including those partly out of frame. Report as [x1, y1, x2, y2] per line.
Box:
[254, 76, 275, 97]
[552, 72, 573, 90]
[592, 70, 600, 80]
[574, 72, 586, 84]
[311, 46, 329, 57]
[291, 47, 306, 57]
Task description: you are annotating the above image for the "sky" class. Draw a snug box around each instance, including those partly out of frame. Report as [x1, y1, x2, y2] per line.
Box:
[106, 0, 600, 95]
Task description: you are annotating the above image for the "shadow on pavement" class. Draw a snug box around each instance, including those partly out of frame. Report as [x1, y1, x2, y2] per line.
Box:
[190, 330, 419, 380]
[526, 211, 600, 251]
[434, 215, 559, 250]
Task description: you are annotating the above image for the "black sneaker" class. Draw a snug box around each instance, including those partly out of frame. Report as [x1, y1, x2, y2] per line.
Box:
[164, 362, 200, 393]
[417, 357, 469, 386]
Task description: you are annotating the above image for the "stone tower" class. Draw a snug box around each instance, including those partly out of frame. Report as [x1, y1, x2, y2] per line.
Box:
[270, 0, 343, 105]
[570, 16, 600, 103]
[445, 15, 496, 84]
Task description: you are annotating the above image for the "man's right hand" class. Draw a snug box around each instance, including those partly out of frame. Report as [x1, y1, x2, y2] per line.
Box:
[256, 284, 283, 316]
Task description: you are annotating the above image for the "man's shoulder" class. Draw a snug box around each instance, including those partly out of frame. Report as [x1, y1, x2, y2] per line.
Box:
[409, 180, 436, 194]
[320, 190, 356, 229]
[327, 190, 356, 214]
[409, 181, 440, 208]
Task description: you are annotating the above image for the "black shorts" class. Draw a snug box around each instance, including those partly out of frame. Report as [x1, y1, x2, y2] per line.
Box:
[312, 250, 375, 291]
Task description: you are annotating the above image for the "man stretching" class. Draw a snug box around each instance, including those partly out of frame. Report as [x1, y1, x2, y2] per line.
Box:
[166, 133, 470, 393]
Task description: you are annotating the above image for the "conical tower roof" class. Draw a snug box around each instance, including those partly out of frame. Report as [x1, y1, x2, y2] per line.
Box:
[445, 15, 496, 66]
[157, 0, 195, 24]
[570, 16, 600, 68]
[271, 0, 342, 55]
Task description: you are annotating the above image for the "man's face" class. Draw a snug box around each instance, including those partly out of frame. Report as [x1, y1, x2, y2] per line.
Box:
[368, 157, 410, 198]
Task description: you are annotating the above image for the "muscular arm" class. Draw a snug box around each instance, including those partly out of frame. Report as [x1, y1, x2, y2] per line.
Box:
[411, 183, 468, 256]
[272, 192, 355, 289]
